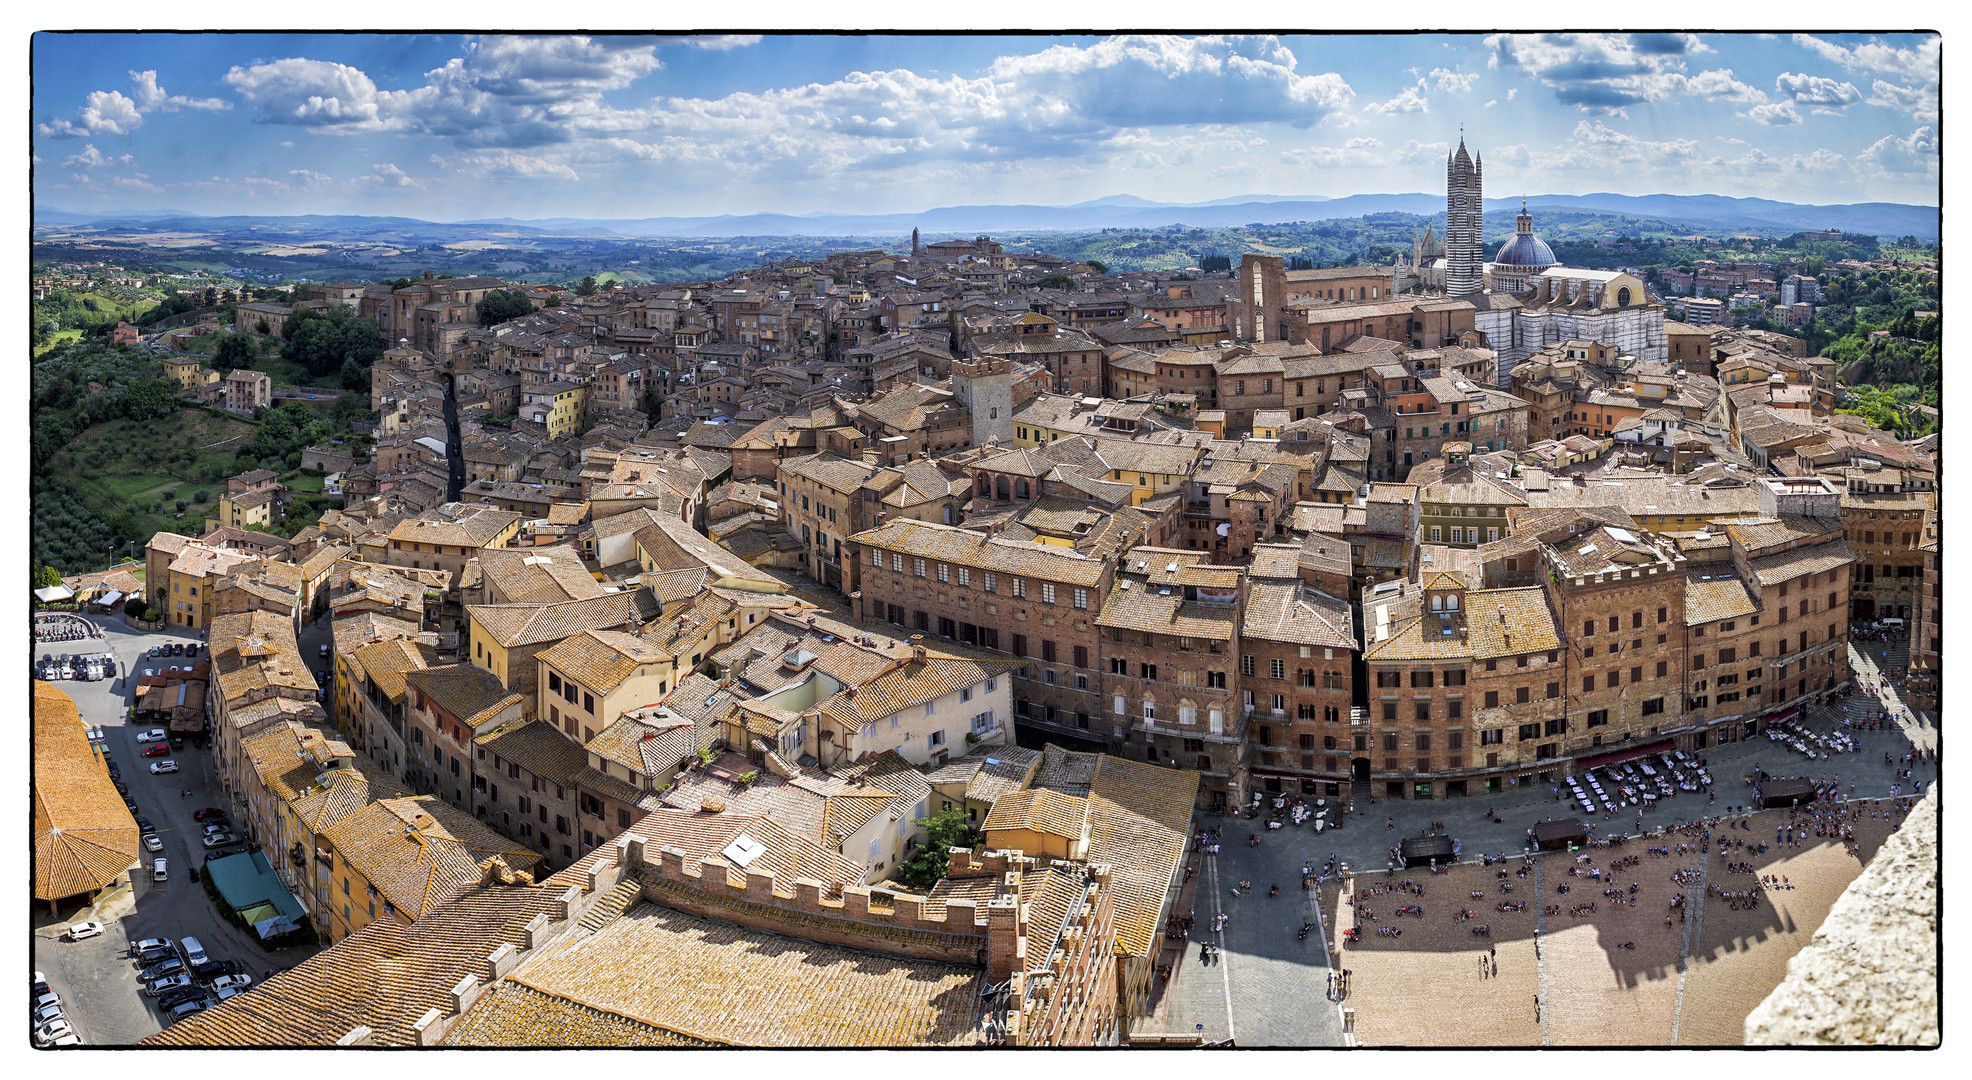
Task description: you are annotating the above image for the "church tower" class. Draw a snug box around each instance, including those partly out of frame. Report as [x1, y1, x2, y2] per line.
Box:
[1445, 136, 1483, 298]
[911, 227, 921, 256]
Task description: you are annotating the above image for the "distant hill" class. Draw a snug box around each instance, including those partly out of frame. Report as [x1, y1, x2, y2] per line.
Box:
[42, 191, 1936, 243]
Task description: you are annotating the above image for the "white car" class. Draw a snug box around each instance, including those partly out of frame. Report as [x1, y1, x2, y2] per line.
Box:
[150, 760, 179, 774]
[202, 832, 238, 848]
[33, 1019, 75, 1045]
[135, 728, 168, 742]
[143, 832, 164, 851]
[210, 973, 252, 992]
[65, 920, 104, 941]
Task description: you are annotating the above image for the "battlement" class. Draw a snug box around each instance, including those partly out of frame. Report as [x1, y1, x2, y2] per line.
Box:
[629, 834, 989, 964]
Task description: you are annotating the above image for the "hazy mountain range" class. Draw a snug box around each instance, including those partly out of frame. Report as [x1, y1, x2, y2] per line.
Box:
[37, 191, 1937, 243]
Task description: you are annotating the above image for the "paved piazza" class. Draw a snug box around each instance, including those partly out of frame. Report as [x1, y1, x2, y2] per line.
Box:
[1141, 639, 1935, 1046]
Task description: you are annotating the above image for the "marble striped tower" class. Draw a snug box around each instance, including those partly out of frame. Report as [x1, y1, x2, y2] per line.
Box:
[1445, 136, 1483, 298]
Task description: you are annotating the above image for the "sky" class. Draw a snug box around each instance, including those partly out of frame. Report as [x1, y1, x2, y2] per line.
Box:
[29, 32, 1942, 220]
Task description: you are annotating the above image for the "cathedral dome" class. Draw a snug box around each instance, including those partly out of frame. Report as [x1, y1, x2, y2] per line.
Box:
[1494, 231, 1556, 269]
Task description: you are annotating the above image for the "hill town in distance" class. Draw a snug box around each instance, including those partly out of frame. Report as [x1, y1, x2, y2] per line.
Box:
[28, 32, 1939, 1050]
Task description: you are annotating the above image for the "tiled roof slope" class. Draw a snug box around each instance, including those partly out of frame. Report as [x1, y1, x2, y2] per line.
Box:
[34, 683, 140, 900]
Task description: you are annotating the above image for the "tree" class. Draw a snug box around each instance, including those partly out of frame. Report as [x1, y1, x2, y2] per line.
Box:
[281, 307, 384, 380]
[893, 808, 984, 889]
[1084, 260, 1107, 275]
[123, 596, 149, 621]
[124, 378, 181, 423]
[575, 275, 599, 297]
[475, 289, 538, 328]
[214, 332, 257, 373]
[1036, 272, 1075, 290]
[33, 564, 62, 589]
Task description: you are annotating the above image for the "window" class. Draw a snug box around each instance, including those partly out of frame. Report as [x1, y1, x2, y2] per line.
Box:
[1073, 588, 1088, 609]
[928, 729, 946, 748]
[1517, 723, 1540, 742]
[1139, 662, 1157, 679]
[913, 558, 926, 578]
[1242, 655, 1256, 677]
[1583, 620, 1595, 637]
[871, 548, 883, 568]
[1012, 578, 1026, 598]
[983, 572, 996, 593]
[1485, 690, 1500, 708]
[1582, 675, 1595, 693]
[1415, 702, 1431, 722]
[957, 567, 970, 586]
[1041, 583, 1056, 605]
[971, 711, 995, 734]
[1586, 709, 1608, 727]
[1382, 703, 1397, 721]
[1656, 660, 1668, 678]
[1480, 729, 1504, 746]
[1630, 666, 1642, 684]
[937, 563, 949, 583]
[1642, 697, 1665, 716]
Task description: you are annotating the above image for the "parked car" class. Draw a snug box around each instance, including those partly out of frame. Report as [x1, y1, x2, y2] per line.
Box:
[193, 807, 228, 822]
[166, 998, 209, 1021]
[158, 987, 209, 1012]
[134, 945, 175, 965]
[33, 1001, 64, 1026]
[143, 833, 163, 852]
[202, 833, 238, 848]
[214, 985, 245, 1002]
[210, 973, 252, 992]
[202, 820, 232, 834]
[142, 744, 172, 758]
[179, 936, 209, 966]
[64, 921, 104, 941]
[139, 958, 185, 982]
[132, 937, 173, 954]
[153, 857, 169, 880]
[145, 974, 195, 997]
[33, 1019, 76, 1046]
[135, 728, 168, 742]
[191, 959, 240, 981]
[134, 816, 153, 831]
[34, 992, 62, 1017]
[149, 760, 178, 774]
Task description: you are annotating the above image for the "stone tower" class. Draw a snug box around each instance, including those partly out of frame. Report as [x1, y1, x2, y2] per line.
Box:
[911, 227, 921, 256]
[1445, 136, 1483, 298]
[950, 356, 1014, 448]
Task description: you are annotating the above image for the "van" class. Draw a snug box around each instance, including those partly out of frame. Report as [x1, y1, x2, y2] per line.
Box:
[179, 936, 209, 967]
[153, 857, 168, 881]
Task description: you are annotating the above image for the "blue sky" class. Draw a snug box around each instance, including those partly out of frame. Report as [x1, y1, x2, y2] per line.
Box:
[30, 32, 1941, 220]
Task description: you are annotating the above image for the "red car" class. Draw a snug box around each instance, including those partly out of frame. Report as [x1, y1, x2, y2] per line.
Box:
[142, 744, 173, 758]
[193, 808, 228, 822]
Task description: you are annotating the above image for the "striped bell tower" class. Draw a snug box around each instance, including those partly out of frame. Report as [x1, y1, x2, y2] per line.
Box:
[1445, 135, 1483, 298]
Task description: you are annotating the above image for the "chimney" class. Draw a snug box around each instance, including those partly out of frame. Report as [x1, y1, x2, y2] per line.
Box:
[909, 633, 926, 662]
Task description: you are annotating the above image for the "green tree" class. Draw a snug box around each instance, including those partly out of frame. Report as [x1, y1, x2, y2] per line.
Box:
[1084, 260, 1107, 274]
[475, 289, 538, 328]
[33, 564, 63, 589]
[575, 275, 599, 296]
[1037, 272, 1075, 290]
[123, 377, 182, 422]
[214, 332, 257, 373]
[281, 307, 385, 381]
[893, 808, 985, 890]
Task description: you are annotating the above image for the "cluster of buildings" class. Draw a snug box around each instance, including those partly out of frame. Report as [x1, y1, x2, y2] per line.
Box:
[129, 140, 1938, 1046]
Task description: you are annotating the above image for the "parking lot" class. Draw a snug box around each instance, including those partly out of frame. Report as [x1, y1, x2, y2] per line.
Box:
[33, 612, 323, 1046]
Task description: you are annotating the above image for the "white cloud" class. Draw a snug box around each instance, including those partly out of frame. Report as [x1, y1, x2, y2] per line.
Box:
[1483, 99, 1497, 108]
[1280, 136, 1385, 168]
[1774, 72, 1862, 107]
[1365, 81, 1429, 115]
[1429, 67, 1479, 92]
[39, 89, 143, 137]
[287, 168, 333, 185]
[685, 35, 762, 50]
[224, 57, 391, 131]
[128, 70, 230, 112]
[1391, 139, 1449, 166]
[1506, 88, 1517, 100]
[435, 149, 581, 181]
[1857, 126, 1938, 179]
[62, 143, 133, 168]
[1742, 101, 1801, 126]
[1794, 34, 1938, 123]
[1484, 34, 1761, 115]
[1865, 78, 1938, 124]
[354, 162, 423, 189]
